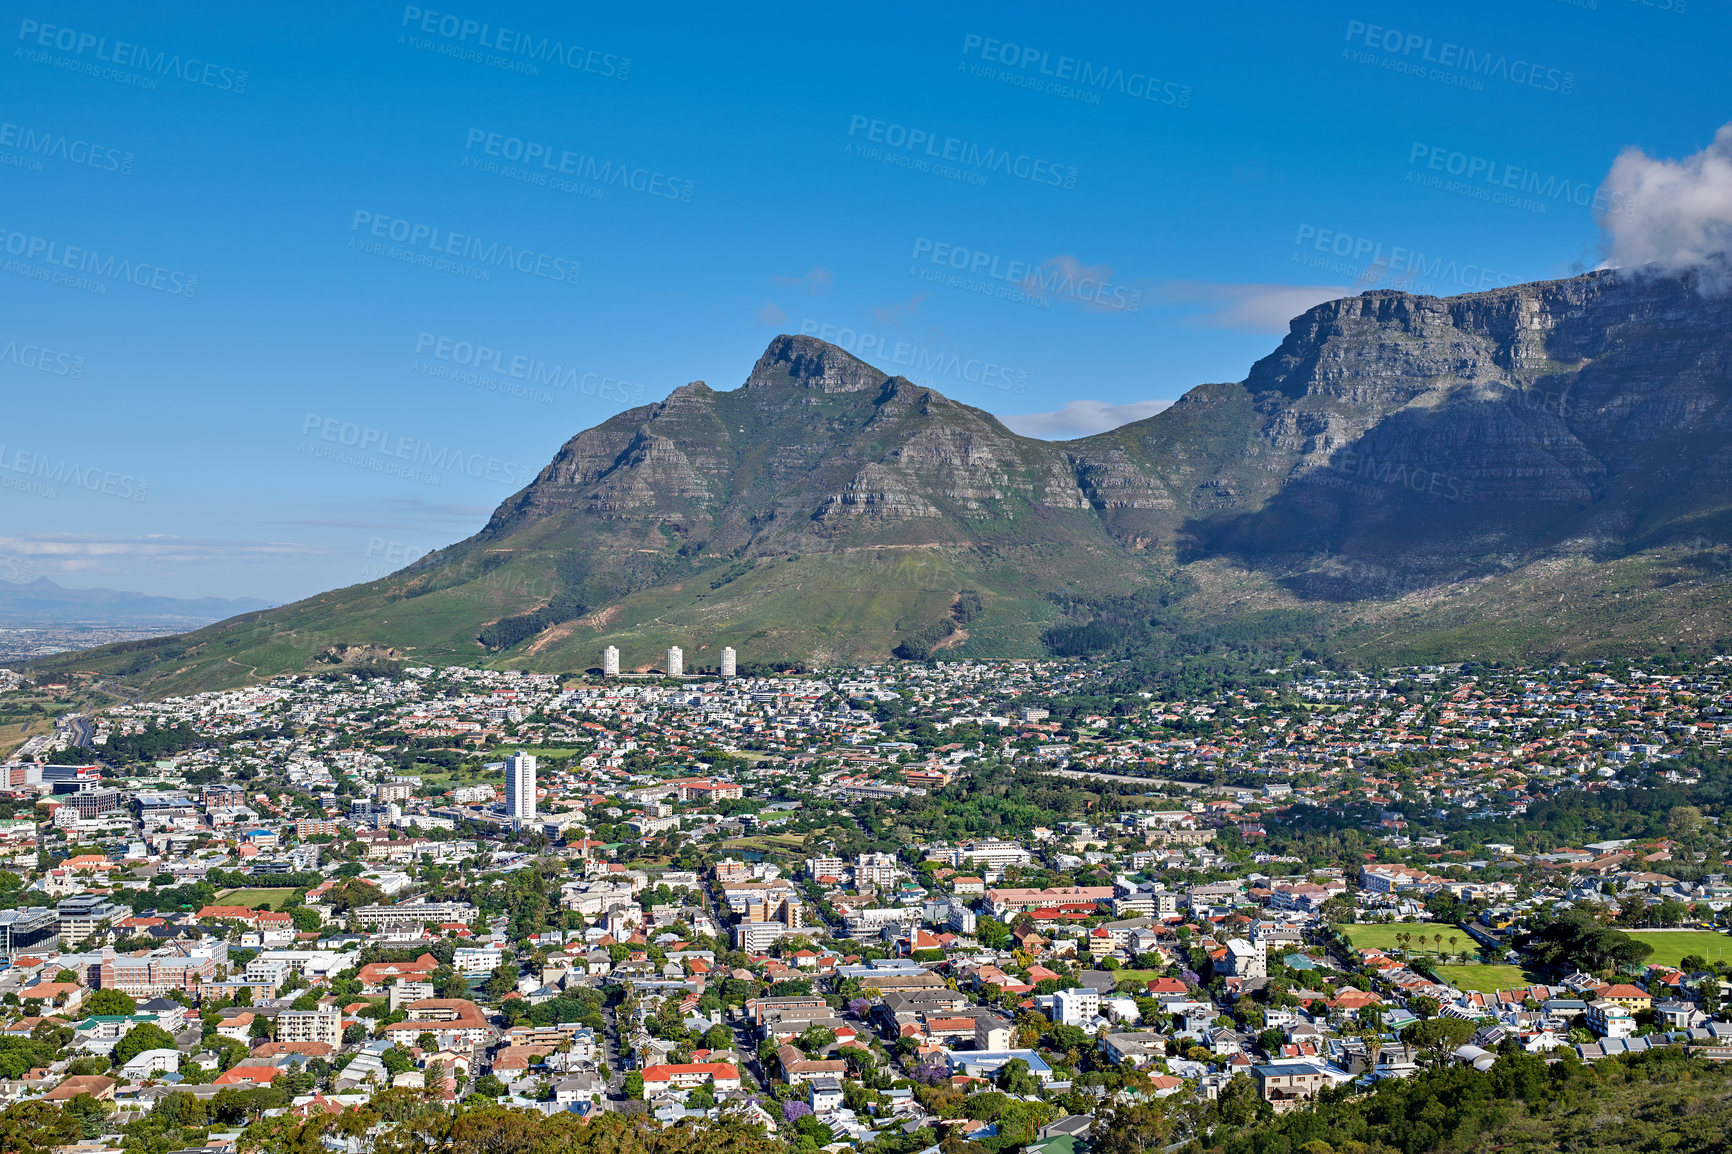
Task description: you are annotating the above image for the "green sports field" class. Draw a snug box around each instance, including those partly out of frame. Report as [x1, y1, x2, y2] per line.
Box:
[1429, 964, 1533, 994]
[1342, 923, 1470, 955]
[1101, 969, 1167, 987]
[213, 888, 299, 910]
[1625, 930, 1732, 968]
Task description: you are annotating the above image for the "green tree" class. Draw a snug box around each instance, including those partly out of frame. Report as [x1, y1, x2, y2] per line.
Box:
[84, 989, 137, 1017]
[1094, 1100, 1173, 1154]
[1405, 1016, 1476, 1059]
[976, 917, 1012, 950]
[112, 1023, 179, 1068]
[995, 1059, 1038, 1096]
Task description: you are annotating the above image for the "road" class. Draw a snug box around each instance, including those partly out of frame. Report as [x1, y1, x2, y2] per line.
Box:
[733, 1018, 768, 1089]
[601, 1005, 626, 1100]
[58, 713, 94, 749]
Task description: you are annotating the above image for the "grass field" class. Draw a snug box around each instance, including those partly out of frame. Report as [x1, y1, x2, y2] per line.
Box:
[1430, 964, 1534, 994]
[1342, 923, 1470, 955]
[1626, 930, 1732, 968]
[214, 888, 299, 910]
[1102, 969, 1167, 987]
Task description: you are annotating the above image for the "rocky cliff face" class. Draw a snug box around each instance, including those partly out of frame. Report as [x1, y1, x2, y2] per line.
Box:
[464, 270, 1732, 611]
[478, 334, 1108, 567]
[1028, 269, 1730, 597]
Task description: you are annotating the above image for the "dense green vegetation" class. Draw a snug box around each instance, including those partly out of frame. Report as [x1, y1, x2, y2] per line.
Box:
[1201, 1047, 1731, 1154]
[477, 594, 588, 652]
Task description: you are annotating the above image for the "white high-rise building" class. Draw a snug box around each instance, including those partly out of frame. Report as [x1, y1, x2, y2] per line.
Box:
[720, 647, 736, 677]
[505, 751, 537, 821]
[666, 646, 683, 677]
[603, 646, 620, 676]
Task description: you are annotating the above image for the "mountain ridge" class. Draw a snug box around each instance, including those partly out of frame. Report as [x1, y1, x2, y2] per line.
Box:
[27, 268, 1732, 694]
[0, 577, 274, 627]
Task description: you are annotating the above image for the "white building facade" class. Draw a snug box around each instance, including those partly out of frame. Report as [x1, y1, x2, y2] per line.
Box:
[506, 751, 537, 821]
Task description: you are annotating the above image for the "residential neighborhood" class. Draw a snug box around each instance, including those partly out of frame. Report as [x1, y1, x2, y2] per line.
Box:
[0, 653, 1729, 1151]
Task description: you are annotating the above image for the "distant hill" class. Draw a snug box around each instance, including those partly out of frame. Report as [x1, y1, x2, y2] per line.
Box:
[28, 267, 1732, 695]
[0, 577, 273, 627]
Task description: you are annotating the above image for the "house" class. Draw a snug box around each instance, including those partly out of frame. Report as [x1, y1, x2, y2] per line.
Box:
[1099, 1031, 1166, 1067]
[640, 1063, 741, 1095]
[356, 953, 441, 992]
[19, 983, 82, 1014]
[1655, 1000, 1709, 1030]
[944, 1049, 1055, 1083]
[1040, 1116, 1096, 1141]
[44, 1075, 116, 1102]
[1253, 1063, 1338, 1113]
[379, 999, 496, 1051]
[1586, 1002, 1636, 1038]
[118, 1048, 180, 1080]
[1052, 988, 1099, 1028]
[1347, 1042, 1419, 1079]
[808, 1077, 845, 1115]
[1593, 984, 1653, 1011]
[1222, 938, 1266, 980]
[777, 1044, 846, 1085]
[1329, 989, 1384, 1018]
[216, 1013, 256, 1043]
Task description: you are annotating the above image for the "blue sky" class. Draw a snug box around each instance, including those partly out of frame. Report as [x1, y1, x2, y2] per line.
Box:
[1, 0, 1726, 602]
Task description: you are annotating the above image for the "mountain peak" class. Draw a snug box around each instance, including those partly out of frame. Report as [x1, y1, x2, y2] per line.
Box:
[747, 333, 890, 394]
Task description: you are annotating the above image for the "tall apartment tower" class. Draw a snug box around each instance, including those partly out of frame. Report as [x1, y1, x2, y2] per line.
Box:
[720, 646, 737, 677]
[505, 751, 537, 821]
[602, 645, 620, 676]
[666, 646, 683, 677]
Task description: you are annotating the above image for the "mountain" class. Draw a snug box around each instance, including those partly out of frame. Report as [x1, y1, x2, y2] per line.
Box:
[30, 268, 1732, 695]
[0, 577, 274, 627]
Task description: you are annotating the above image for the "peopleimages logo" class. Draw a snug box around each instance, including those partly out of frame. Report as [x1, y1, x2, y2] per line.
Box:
[16, 18, 249, 92]
[0, 118, 133, 174]
[1292, 225, 1514, 293]
[0, 337, 83, 378]
[960, 34, 1191, 107]
[299, 413, 532, 487]
[1342, 19, 1574, 95]
[910, 238, 1141, 311]
[846, 115, 1078, 189]
[0, 226, 198, 296]
[1405, 143, 1637, 218]
[0, 443, 148, 501]
[349, 211, 580, 286]
[412, 332, 645, 405]
[398, 7, 630, 79]
[797, 320, 1028, 395]
[462, 130, 693, 203]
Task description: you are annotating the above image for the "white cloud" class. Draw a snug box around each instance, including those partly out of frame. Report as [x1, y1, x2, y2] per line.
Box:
[1600, 122, 1732, 288]
[1155, 281, 1354, 332]
[872, 292, 929, 326]
[0, 534, 323, 567]
[771, 266, 834, 296]
[1025, 254, 1138, 312]
[996, 399, 1175, 440]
